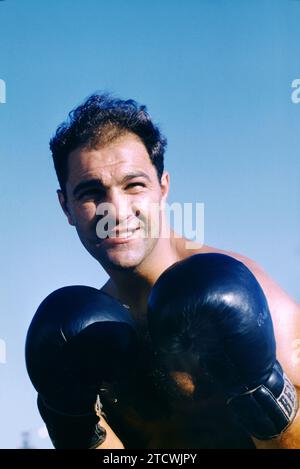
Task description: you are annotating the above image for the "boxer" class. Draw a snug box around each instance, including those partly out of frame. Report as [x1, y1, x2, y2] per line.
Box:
[26, 92, 300, 448]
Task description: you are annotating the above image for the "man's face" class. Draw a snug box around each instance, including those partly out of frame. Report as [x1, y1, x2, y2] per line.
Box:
[58, 133, 169, 271]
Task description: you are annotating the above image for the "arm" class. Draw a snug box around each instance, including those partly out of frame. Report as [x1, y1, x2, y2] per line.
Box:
[222, 253, 300, 449]
[241, 260, 300, 449]
[239, 258, 300, 385]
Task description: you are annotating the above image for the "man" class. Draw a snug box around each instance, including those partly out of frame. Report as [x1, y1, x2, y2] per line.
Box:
[27, 93, 300, 448]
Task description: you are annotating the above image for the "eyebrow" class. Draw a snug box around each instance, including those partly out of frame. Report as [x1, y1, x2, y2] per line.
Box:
[72, 172, 151, 197]
[73, 179, 104, 198]
[121, 171, 151, 183]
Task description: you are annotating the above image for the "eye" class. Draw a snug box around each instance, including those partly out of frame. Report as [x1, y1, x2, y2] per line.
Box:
[125, 182, 146, 190]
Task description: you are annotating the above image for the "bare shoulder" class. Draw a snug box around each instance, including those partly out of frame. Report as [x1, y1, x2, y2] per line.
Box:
[181, 241, 300, 385]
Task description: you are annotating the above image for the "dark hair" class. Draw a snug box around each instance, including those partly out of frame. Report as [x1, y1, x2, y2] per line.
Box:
[50, 92, 167, 195]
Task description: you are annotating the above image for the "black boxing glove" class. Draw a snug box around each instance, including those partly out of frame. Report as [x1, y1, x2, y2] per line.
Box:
[25, 286, 138, 448]
[148, 253, 298, 440]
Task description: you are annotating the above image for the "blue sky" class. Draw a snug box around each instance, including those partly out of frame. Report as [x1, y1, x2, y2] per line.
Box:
[0, 0, 300, 448]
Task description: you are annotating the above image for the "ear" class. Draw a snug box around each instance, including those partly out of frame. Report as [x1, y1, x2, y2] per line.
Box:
[160, 171, 170, 206]
[57, 189, 75, 226]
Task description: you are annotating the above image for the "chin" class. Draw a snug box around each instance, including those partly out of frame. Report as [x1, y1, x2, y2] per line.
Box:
[97, 250, 145, 272]
[87, 237, 157, 272]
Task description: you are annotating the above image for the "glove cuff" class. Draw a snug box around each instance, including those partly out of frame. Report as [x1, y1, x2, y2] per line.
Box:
[227, 361, 298, 440]
[37, 393, 107, 449]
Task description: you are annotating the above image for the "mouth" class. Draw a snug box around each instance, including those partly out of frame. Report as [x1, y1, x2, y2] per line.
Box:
[95, 227, 141, 246]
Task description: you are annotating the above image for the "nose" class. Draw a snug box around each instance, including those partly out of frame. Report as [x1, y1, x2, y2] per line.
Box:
[96, 190, 134, 230]
[107, 189, 134, 226]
